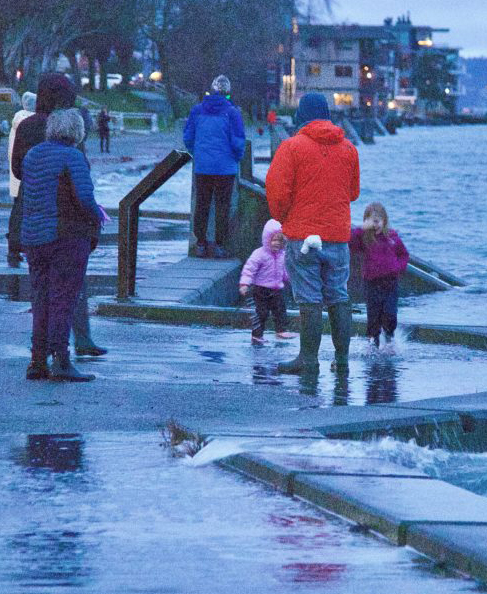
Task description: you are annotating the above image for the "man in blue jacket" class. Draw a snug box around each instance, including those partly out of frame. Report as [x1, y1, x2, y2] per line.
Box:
[184, 75, 245, 258]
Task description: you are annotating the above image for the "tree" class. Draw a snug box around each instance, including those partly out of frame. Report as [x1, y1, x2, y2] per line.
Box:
[413, 50, 452, 113]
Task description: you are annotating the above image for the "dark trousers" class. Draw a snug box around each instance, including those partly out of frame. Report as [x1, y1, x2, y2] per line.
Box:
[25, 237, 90, 355]
[99, 131, 109, 152]
[7, 193, 23, 254]
[194, 174, 235, 246]
[365, 275, 398, 338]
[252, 286, 287, 338]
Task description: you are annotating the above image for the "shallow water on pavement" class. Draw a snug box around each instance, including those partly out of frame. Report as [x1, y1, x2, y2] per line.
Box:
[57, 316, 487, 404]
[0, 432, 479, 594]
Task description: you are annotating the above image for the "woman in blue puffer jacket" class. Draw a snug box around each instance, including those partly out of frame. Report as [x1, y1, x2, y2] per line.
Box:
[21, 108, 103, 382]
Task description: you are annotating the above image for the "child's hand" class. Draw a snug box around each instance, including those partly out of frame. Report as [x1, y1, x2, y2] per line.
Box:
[239, 285, 249, 296]
[362, 217, 374, 231]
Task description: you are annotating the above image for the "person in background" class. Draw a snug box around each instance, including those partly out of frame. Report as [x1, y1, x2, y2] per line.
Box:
[22, 108, 104, 381]
[349, 202, 409, 348]
[183, 74, 245, 259]
[97, 106, 110, 153]
[266, 109, 277, 125]
[6, 91, 36, 267]
[78, 104, 93, 154]
[266, 92, 360, 375]
[11, 72, 108, 358]
[239, 219, 297, 344]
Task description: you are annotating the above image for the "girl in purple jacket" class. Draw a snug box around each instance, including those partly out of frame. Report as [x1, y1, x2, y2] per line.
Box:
[239, 219, 297, 344]
[350, 203, 409, 348]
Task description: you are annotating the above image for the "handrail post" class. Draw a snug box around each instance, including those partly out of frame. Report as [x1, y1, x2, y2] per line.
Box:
[117, 203, 129, 299]
[240, 139, 253, 182]
[127, 204, 139, 296]
[151, 113, 159, 133]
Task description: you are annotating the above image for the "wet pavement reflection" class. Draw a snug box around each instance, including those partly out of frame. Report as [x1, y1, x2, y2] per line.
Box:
[0, 433, 478, 593]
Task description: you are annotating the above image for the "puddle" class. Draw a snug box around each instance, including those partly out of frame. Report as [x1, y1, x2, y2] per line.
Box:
[0, 432, 478, 593]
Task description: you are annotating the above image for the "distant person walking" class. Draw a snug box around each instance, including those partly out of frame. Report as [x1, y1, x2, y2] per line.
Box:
[266, 92, 360, 375]
[97, 106, 110, 153]
[22, 108, 104, 382]
[239, 219, 296, 344]
[6, 91, 36, 267]
[350, 202, 409, 348]
[183, 75, 245, 259]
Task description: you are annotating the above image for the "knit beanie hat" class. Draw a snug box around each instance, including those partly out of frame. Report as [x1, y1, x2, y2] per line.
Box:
[21, 91, 36, 112]
[36, 73, 76, 114]
[295, 92, 330, 128]
[211, 75, 231, 95]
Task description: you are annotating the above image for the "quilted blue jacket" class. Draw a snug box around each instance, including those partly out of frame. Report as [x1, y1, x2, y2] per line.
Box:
[21, 140, 102, 246]
[183, 94, 245, 175]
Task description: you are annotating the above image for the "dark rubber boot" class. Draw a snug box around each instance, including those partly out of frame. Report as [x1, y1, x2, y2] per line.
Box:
[278, 304, 323, 374]
[328, 301, 351, 373]
[50, 351, 95, 382]
[73, 286, 108, 357]
[26, 351, 49, 380]
[75, 343, 108, 357]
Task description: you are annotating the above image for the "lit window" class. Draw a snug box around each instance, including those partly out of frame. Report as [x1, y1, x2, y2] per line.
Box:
[307, 63, 321, 76]
[333, 93, 353, 106]
[335, 65, 352, 77]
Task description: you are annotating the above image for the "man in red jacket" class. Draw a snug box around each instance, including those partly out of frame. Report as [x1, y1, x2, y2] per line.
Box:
[266, 93, 360, 374]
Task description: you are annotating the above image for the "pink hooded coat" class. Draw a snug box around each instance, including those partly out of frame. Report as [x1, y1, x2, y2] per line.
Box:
[239, 219, 289, 290]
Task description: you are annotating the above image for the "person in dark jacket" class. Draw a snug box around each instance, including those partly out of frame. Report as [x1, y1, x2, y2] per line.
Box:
[183, 75, 245, 258]
[10, 72, 107, 358]
[22, 108, 103, 382]
[97, 106, 110, 153]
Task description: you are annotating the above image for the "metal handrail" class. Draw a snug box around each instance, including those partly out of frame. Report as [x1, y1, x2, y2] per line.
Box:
[117, 149, 192, 298]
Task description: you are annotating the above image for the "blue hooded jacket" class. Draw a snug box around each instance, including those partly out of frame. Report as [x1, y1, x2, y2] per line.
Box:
[183, 94, 245, 175]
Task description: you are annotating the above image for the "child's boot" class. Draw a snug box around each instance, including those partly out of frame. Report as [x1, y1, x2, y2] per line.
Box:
[276, 331, 298, 339]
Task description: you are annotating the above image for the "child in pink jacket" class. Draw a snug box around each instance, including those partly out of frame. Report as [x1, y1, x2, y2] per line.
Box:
[239, 219, 296, 344]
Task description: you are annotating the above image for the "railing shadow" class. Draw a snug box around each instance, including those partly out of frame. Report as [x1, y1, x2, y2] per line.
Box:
[117, 149, 191, 298]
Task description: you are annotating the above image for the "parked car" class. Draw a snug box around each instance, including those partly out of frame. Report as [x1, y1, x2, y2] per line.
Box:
[81, 74, 122, 90]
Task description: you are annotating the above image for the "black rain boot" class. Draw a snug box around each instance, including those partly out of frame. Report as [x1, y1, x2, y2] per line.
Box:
[50, 351, 95, 382]
[328, 301, 352, 373]
[26, 350, 49, 380]
[277, 304, 323, 374]
[73, 288, 108, 356]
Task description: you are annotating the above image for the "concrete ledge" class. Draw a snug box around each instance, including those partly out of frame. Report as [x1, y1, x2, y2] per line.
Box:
[293, 474, 487, 545]
[407, 524, 487, 583]
[220, 452, 430, 495]
[0, 269, 117, 300]
[407, 323, 487, 351]
[96, 300, 487, 351]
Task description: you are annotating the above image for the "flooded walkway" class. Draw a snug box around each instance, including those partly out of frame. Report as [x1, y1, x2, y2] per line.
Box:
[0, 432, 478, 593]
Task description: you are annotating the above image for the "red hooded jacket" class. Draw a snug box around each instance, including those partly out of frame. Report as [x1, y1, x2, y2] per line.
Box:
[266, 120, 360, 242]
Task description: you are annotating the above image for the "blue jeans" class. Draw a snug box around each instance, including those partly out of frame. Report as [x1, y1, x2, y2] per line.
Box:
[285, 240, 350, 306]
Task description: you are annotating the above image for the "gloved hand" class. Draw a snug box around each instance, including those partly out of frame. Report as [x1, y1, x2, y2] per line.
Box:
[300, 235, 322, 254]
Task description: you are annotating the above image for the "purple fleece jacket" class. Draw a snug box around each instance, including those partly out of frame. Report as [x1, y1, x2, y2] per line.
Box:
[240, 219, 289, 289]
[350, 227, 409, 280]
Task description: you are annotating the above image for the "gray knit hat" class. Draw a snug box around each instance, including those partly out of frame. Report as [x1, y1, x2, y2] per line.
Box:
[211, 75, 231, 95]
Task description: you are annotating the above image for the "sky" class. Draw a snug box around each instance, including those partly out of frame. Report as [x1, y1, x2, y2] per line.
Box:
[302, 0, 487, 58]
